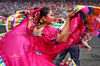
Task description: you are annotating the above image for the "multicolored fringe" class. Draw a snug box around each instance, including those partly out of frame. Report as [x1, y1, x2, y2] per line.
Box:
[0, 56, 6, 66]
[75, 5, 100, 37]
[76, 33, 93, 50]
[0, 33, 6, 40]
[74, 5, 100, 50]
[6, 10, 30, 32]
[60, 57, 76, 66]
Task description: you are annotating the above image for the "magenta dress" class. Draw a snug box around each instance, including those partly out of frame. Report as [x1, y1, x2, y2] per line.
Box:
[0, 18, 71, 66]
[27, 25, 71, 66]
[0, 18, 33, 66]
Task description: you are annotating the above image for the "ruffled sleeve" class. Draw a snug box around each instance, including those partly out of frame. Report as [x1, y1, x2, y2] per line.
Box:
[42, 26, 62, 45]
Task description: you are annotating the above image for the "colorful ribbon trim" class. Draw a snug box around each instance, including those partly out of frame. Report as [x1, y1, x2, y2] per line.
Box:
[0, 33, 6, 40]
[6, 10, 29, 32]
[0, 56, 6, 66]
[6, 7, 43, 32]
[60, 57, 76, 66]
[74, 5, 100, 50]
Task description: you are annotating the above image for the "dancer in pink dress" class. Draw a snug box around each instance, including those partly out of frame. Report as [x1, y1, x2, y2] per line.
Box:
[0, 7, 77, 66]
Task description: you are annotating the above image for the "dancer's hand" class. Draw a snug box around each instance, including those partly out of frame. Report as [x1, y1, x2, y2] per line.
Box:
[67, 10, 77, 19]
[27, 14, 31, 20]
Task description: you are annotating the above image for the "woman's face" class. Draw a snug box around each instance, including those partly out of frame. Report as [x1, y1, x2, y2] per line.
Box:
[45, 10, 54, 25]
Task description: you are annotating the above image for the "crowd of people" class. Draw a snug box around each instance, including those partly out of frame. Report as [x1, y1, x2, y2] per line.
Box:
[0, 1, 100, 19]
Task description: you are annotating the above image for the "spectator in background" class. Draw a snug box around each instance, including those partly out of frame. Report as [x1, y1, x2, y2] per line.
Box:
[0, 1, 100, 18]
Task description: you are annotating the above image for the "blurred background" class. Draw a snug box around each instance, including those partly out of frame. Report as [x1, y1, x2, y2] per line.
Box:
[0, 0, 100, 66]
